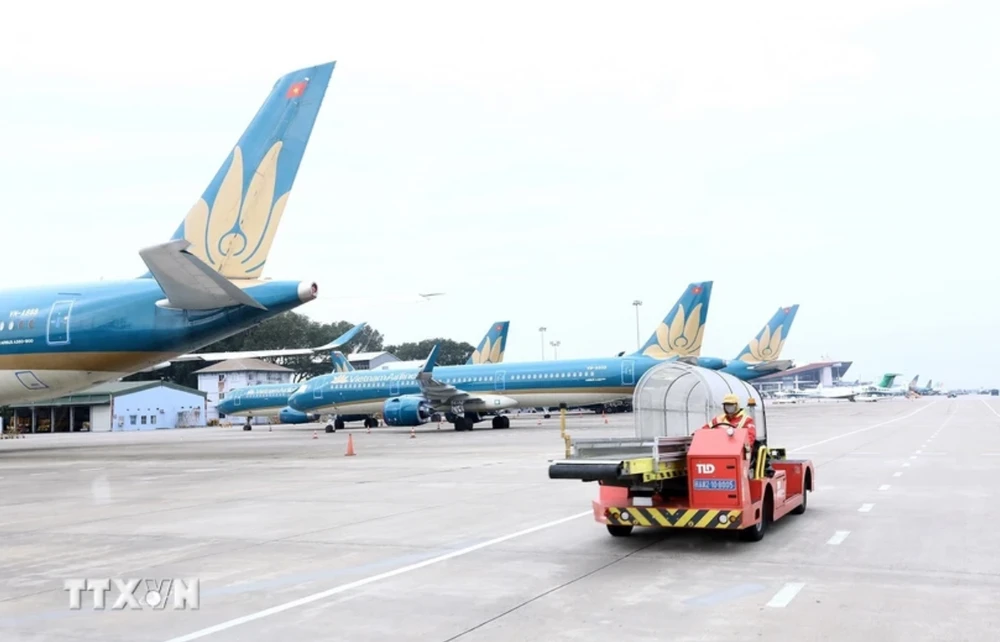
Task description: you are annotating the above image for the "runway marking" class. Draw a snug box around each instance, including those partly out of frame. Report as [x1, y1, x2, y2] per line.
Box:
[161, 510, 592, 642]
[826, 530, 851, 545]
[858, 503, 875, 512]
[879, 484, 891, 491]
[793, 402, 938, 451]
[766, 582, 806, 608]
[893, 472, 903, 477]
[80, 468, 103, 472]
[981, 399, 1000, 418]
[916, 450, 922, 454]
[909, 456, 917, 460]
[902, 462, 911, 467]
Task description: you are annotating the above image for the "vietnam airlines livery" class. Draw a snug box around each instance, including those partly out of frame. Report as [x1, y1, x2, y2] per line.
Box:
[374, 321, 510, 370]
[0, 61, 337, 405]
[286, 282, 714, 431]
[217, 320, 510, 430]
[690, 304, 800, 379]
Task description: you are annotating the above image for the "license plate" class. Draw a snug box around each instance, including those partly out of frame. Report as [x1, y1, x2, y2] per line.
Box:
[693, 478, 736, 491]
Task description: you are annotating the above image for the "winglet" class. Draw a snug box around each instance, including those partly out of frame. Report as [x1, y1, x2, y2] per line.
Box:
[311, 322, 368, 352]
[140, 239, 267, 310]
[416, 344, 441, 383]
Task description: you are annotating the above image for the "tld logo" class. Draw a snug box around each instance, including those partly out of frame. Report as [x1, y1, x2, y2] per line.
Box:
[695, 463, 715, 474]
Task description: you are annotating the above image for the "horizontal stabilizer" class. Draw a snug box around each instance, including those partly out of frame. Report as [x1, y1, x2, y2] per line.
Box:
[140, 239, 266, 311]
[748, 359, 794, 373]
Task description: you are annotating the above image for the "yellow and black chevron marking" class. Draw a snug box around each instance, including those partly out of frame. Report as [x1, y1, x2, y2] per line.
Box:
[606, 506, 743, 529]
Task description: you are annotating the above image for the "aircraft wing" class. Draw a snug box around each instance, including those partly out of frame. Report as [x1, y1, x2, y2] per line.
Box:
[412, 344, 488, 407]
[745, 359, 794, 373]
[139, 322, 368, 371]
[139, 239, 266, 311]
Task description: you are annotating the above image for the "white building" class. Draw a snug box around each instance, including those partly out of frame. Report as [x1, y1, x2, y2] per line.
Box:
[347, 351, 400, 370]
[8, 381, 207, 433]
[194, 358, 295, 423]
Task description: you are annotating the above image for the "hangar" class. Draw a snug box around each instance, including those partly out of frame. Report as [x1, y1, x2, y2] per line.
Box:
[8, 381, 207, 434]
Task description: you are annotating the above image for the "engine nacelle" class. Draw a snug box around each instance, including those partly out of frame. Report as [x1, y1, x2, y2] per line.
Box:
[695, 356, 729, 370]
[382, 396, 434, 426]
[279, 406, 318, 424]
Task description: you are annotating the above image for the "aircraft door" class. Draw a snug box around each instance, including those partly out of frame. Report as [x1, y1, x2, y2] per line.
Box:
[390, 379, 400, 396]
[495, 370, 506, 392]
[47, 300, 74, 345]
[621, 360, 635, 386]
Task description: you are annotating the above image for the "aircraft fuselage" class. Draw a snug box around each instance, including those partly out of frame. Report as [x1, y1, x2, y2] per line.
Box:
[0, 278, 315, 405]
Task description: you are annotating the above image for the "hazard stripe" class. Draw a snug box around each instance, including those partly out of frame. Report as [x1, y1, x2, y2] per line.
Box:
[606, 507, 744, 529]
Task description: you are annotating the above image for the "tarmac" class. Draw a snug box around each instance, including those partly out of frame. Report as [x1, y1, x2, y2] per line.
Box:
[1, 396, 999, 641]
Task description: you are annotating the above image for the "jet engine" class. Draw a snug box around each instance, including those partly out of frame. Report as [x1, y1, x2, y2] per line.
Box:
[382, 396, 434, 426]
[694, 356, 729, 370]
[279, 406, 319, 424]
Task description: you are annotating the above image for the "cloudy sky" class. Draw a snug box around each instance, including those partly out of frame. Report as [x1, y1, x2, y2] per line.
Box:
[0, 0, 996, 387]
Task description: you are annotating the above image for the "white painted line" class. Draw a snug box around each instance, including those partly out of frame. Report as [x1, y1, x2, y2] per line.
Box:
[826, 530, 851, 545]
[893, 472, 903, 477]
[793, 402, 939, 451]
[80, 467, 103, 472]
[916, 450, 922, 454]
[766, 582, 806, 608]
[879, 484, 891, 491]
[161, 510, 591, 642]
[982, 399, 1000, 418]
[909, 455, 917, 460]
[902, 462, 911, 467]
[859, 503, 875, 512]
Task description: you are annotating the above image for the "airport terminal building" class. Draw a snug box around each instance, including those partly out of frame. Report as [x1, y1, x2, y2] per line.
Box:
[752, 360, 854, 393]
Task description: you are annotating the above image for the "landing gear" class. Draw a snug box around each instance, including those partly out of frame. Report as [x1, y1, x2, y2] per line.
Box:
[491, 415, 510, 429]
[243, 419, 252, 432]
[453, 416, 473, 431]
[363, 417, 380, 429]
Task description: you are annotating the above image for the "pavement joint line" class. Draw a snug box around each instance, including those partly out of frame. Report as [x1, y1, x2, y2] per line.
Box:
[791, 402, 939, 451]
[160, 510, 592, 642]
[766, 582, 806, 608]
[826, 530, 850, 545]
[858, 503, 875, 512]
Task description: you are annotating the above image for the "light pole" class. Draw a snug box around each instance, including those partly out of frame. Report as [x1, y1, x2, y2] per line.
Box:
[550, 340, 561, 360]
[632, 300, 643, 350]
[538, 326, 547, 360]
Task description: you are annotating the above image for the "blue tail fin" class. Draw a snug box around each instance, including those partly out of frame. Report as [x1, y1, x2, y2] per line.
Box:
[632, 282, 713, 359]
[734, 304, 800, 363]
[157, 61, 336, 280]
[466, 321, 510, 365]
[331, 351, 354, 373]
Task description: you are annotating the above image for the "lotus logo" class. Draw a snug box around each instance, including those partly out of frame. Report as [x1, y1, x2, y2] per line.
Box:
[181, 143, 289, 279]
[470, 335, 504, 364]
[740, 324, 786, 363]
[642, 303, 705, 359]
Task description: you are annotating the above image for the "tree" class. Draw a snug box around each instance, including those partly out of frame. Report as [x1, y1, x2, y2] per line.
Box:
[125, 312, 384, 388]
[384, 338, 475, 366]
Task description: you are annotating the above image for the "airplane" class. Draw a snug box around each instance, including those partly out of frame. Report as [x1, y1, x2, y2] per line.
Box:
[909, 376, 940, 396]
[688, 304, 800, 380]
[374, 321, 510, 370]
[286, 281, 715, 431]
[0, 62, 337, 406]
[217, 321, 509, 429]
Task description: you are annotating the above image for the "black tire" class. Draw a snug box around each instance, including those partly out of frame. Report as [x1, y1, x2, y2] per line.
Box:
[607, 524, 633, 537]
[334, 418, 345, 431]
[741, 490, 772, 542]
[502, 415, 510, 428]
[792, 473, 810, 515]
[325, 425, 335, 433]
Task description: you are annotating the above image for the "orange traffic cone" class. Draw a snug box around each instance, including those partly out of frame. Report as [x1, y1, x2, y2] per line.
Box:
[345, 433, 356, 456]
[312, 430, 318, 439]
[410, 427, 416, 439]
[603, 411, 608, 424]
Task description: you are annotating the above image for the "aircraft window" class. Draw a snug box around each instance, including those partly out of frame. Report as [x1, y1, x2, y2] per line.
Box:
[28, 319, 34, 329]
[6, 322, 11, 330]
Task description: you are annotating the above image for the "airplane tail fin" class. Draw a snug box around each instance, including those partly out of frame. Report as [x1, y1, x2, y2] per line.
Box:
[878, 373, 902, 388]
[466, 321, 510, 365]
[331, 351, 354, 373]
[631, 282, 713, 359]
[733, 304, 799, 364]
[151, 61, 336, 281]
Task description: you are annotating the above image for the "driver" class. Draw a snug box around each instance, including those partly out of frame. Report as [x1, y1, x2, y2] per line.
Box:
[702, 393, 757, 455]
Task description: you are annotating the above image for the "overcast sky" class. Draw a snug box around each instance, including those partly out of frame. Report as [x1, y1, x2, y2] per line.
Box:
[1, 0, 997, 388]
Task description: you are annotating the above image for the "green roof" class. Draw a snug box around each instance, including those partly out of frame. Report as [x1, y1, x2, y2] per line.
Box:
[9, 380, 206, 409]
